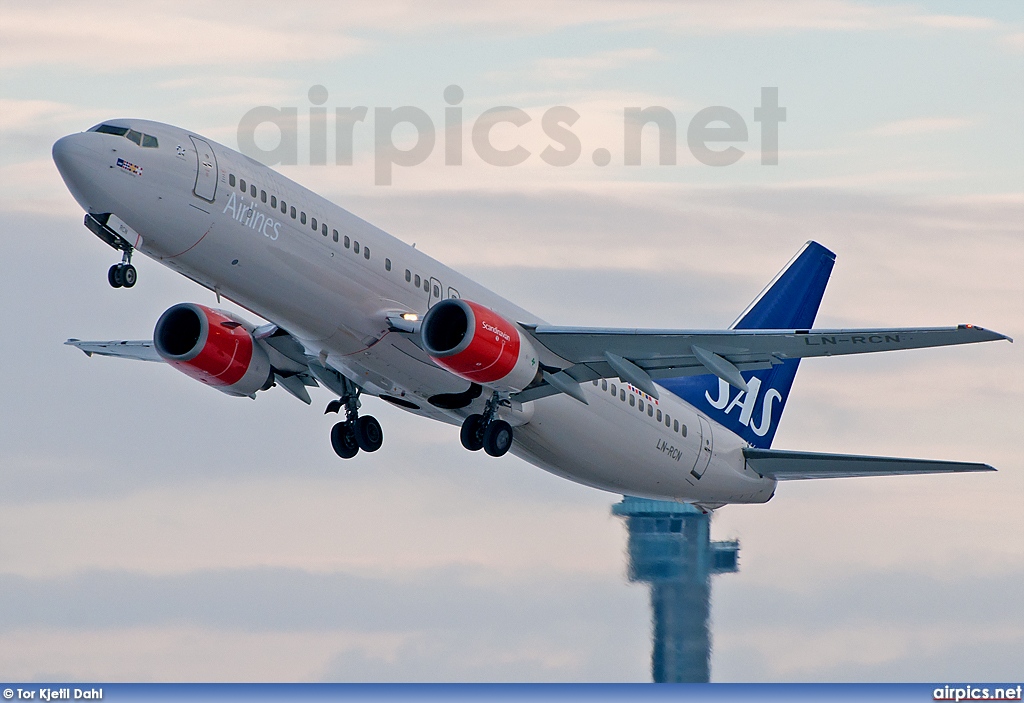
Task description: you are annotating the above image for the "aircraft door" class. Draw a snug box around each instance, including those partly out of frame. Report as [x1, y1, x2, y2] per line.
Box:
[447, 287, 460, 299]
[428, 277, 442, 307]
[189, 136, 218, 202]
[690, 415, 714, 479]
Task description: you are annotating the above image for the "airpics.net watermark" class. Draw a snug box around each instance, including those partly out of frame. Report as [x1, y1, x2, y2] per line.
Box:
[237, 85, 787, 185]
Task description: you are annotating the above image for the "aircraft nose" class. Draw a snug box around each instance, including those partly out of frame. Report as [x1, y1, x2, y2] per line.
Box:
[53, 133, 105, 211]
[53, 133, 92, 182]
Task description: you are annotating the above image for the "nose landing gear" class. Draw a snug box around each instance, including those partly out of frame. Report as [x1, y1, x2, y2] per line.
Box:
[107, 254, 137, 289]
[83, 214, 138, 289]
[326, 378, 383, 459]
[460, 392, 514, 457]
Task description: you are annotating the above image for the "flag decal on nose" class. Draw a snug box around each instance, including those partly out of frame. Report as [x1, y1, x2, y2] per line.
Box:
[116, 157, 143, 176]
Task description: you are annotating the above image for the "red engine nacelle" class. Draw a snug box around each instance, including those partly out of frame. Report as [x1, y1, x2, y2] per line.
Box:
[154, 303, 272, 397]
[420, 299, 540, 392]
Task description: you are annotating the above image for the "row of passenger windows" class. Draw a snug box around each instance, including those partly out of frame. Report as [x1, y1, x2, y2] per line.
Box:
[228, 173, 379, 262]
[228, 171, 451, 296]
[405, 269, 439, 296]
[593, 379, 688, 436]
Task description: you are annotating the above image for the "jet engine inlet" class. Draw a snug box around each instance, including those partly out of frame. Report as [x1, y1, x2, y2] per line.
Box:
[420, 299, 540, 392]
[154, 303, 272, 397]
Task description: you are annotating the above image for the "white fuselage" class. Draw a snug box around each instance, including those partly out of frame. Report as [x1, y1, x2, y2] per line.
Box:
[54, 120, 777, 506]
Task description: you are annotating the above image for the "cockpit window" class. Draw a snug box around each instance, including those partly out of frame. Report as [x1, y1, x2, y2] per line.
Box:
[93, 124, 129, 136]
[89, 124, 159, 148]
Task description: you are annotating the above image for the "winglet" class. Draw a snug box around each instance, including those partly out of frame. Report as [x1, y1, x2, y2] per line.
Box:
[65, 339, 92, 357]
[959, 324, 1012, 343]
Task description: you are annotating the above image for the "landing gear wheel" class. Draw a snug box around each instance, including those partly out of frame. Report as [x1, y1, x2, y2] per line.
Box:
[460, 414, 486, 451]
[331, 421, 359, 459]
[121, 264, 137, 288]
[354, 415, 383, 452]
[483, 419, 513, 457]
[108, 264, 123, 288]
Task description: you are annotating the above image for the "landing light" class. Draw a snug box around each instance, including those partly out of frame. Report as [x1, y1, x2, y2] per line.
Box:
[402, 313, 419, 321]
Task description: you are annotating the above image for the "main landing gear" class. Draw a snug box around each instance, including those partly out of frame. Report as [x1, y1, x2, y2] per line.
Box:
[326, 380, 383, 459]
[460, 392, 514, 458]
[107, 249, 137, 289]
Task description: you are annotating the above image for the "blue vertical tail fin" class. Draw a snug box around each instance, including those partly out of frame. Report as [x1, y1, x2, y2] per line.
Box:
[658, 241, 835, 448]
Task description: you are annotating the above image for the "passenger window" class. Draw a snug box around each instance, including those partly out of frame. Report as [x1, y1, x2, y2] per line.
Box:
[125, 129, 143, 145]
[665, 414, 671, 428]
[290, 206, 296, 219]
[261, 190, 267, 203]
[344, 236, 350, 249]
[673, 420, 679, 432]
[240, 179, 247, 192]
[281, 200, 287, 213]
[332, 229, 339, 242]
[250, 185, 256, 198]
[141, 134, 158, 148]
[311, 217, 318, 230]
[414, 274, 421, 287]
[271, 195, 277, 208]
[629, 395, 635, 407]
[322, 224, 328, 237]
[423, 279, 429, 292]
[681, 425, 687, 437]
[601, 380, 608, 391]
[385, 258, 392, 271]
[433, 284, 439, 297]
[354, 241, 360, 254]
[639, 399, 644, 412]
[364, 247, 370, 260]
[405, 269, 411, 282]
[648, 405, 654, 417]
[301, 212, 306, 224]
[610, 383, 616, 395]
[229, 174, 236, 187]
[656, 409, 662, 422]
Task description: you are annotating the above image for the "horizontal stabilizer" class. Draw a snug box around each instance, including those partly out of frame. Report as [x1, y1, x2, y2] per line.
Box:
[743, 447, 996, 480]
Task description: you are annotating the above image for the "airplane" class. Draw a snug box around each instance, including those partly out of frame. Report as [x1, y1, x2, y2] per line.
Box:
[52, 119, 1011, 510]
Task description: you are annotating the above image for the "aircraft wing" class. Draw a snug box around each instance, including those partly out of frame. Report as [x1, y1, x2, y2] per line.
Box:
[743, 447, 996, 480]
[65, 333, 320, 404]
[65, 338, 162, 362]
[514, 323, 1010, 401]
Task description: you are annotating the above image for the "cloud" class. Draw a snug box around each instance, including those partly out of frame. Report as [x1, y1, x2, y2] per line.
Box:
[865, 117, 978, 137]
[0, 0, 1008, 73]
[999, 31, 1024, 54]
[712, 569, 1024, 680]
[1, 0, 1020, 677]
[0, 566, 650, 681]
[0, 5, 367, 70]
[530, 48, 662, 81]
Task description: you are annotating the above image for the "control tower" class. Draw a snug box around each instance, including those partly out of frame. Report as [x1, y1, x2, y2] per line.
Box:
[612, 496, 739, 683]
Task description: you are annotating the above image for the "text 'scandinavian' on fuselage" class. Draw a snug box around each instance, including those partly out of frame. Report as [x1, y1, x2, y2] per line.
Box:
[53, 120, 1011, 510]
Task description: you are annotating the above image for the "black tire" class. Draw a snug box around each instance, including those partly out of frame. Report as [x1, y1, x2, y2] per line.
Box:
[483, 419, 513, 457]
[460, 414, 486, 451]
[121, 264, 137, 288]
[108, 264, 123, 288]
[330, 421, 359, 459]
[354, 415, 383, 452]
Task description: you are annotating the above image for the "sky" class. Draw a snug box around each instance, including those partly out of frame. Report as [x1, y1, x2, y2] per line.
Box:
[0, 0, 1022, 683]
